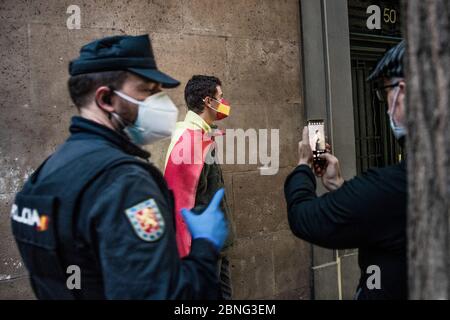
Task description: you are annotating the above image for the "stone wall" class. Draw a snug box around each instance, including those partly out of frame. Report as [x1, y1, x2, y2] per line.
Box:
[0, 0, 308, 299]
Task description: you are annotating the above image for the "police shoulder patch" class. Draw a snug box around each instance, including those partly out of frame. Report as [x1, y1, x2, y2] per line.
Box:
[125, 198, 165, 242]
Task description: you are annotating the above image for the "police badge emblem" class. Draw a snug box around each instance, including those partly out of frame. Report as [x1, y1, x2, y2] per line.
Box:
[125, 198, 165, 242]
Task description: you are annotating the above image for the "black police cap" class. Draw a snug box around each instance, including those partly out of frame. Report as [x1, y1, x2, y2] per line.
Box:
[367, 40, 406, 82]
[69, 34, 180, 88]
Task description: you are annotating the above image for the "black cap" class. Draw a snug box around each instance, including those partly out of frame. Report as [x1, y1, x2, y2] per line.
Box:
[367, 40, 406, 82]
[69, 34, 180, 88]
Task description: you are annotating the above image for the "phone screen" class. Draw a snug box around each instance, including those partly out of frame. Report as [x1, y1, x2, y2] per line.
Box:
[307, 119, 325, 152]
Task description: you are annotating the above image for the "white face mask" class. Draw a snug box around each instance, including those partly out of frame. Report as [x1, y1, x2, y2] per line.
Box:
[114, 90, 179, 146]
[387, 86, 406, 140]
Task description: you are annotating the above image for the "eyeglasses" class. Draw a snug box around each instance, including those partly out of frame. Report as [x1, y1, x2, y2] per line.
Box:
[375, 82, 400, 102]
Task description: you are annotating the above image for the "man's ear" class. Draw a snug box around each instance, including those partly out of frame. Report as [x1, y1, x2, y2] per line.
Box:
[95, 86, 115, 113]
[200, 97, 213, 114]
[203, 96, 212, 106]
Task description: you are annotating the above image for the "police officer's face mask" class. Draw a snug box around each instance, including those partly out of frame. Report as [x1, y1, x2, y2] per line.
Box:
[113, 90, 179, 146]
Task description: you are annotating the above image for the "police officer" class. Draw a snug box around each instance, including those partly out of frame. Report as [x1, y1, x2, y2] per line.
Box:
[10, 34, 228, 299]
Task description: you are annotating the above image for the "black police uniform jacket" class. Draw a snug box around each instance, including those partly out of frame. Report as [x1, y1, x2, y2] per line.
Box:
[284, 162, 407, 300]
[11, 116, 221, 299]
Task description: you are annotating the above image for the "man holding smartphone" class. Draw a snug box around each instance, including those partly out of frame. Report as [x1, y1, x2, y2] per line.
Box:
[284, 41, 407, 299]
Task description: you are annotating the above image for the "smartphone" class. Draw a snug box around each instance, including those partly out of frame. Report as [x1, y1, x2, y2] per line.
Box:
[307, 119, 326, 167]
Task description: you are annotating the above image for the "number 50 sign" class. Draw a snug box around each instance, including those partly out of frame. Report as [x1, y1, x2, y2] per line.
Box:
[366, 5, 398, 30]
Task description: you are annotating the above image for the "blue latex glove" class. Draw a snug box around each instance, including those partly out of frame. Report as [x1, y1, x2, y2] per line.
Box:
[181, 188, 228, 252]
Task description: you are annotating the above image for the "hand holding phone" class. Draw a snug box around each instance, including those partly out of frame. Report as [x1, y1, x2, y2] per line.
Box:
[307, 119, 327, 170]
[316, 152, 345, 191]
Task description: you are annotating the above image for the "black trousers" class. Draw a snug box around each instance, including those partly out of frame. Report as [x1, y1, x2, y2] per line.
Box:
[218, 256, 232, 300]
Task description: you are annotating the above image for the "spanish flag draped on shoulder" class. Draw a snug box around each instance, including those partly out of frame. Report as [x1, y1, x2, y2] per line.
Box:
[164, 110, 224, 257]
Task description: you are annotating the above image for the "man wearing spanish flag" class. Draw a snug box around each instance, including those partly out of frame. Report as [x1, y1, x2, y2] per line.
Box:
[164, 75, 234, 299]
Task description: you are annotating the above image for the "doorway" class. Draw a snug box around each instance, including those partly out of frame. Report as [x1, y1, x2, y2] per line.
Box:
[350, 33, 403, 174]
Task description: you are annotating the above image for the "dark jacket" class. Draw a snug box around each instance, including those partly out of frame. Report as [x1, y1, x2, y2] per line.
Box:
[195, 144, 234, 250]
[11, 116, 221, 299]
[284, 163, 407, 300]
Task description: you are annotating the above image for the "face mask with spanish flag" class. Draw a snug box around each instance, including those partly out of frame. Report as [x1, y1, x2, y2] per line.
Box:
[206, 98, 231, 120]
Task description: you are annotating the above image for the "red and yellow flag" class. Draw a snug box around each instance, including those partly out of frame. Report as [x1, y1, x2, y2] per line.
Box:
[164, 111, 217, 257]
